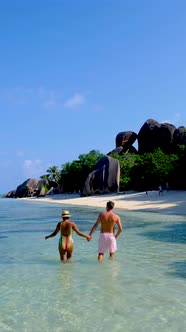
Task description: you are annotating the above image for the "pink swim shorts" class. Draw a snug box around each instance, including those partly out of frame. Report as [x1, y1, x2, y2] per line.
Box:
[98, 233, 117, 253]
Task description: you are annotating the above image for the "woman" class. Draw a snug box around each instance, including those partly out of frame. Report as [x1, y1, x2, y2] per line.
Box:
[45, 210, 91, 262]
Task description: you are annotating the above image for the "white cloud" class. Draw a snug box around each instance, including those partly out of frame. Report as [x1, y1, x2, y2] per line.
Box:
[0, 87, 89, 111]
[64, 93, 86, 108]
[22, 159, 44, 179]
[0, 86, 62, 110]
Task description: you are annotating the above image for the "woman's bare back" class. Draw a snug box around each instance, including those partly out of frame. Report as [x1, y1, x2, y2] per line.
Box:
[60, 221, 73, 236]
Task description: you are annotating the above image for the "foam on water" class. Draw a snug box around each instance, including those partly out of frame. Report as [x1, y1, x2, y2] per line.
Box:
[0, 199, 186, 332]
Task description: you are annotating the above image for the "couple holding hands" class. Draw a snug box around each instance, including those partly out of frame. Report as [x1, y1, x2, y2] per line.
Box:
[45, 201, 123, 262]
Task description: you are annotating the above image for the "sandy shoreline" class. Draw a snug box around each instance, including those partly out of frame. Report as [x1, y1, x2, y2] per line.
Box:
[20, 190, 186, 215]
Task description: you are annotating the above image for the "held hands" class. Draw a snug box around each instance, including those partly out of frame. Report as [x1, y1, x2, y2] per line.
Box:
[86, 234, 92, 241]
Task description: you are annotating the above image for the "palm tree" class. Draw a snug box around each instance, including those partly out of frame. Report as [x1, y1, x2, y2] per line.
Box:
[46, 166, 60, 183]
[40, 174, 50, 181]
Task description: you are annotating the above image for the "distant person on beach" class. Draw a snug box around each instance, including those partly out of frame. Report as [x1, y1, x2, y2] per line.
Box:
[87, 201, 122, 261]
[158, 185, 163, 196]
[165, 182, 170, 192]
[45, 210, 91, 262]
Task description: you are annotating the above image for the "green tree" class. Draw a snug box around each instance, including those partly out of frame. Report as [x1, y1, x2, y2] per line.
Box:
[174, 144, 186, 189]
[130, 148, 178, 190]
[111, 153, 137, 190]
[59, 162, 71, 192]
[78, 150, 104, 170]
[40, 174, 50, 181]
[58, 150, 104, 193]
[46, 166, 60, 183]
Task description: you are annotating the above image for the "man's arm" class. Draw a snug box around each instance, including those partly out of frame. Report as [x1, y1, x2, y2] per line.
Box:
[72, 223, 91, 240]
[45, 222, 60, 239]
[115, 217, 122, 239]
[88, 215, 101, 237]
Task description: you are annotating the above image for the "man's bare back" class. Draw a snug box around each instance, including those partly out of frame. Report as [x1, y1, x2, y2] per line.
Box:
[98, 210, 121, 234]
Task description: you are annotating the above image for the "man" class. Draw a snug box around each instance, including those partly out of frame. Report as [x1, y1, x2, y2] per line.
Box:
[88, 201, 122, 261]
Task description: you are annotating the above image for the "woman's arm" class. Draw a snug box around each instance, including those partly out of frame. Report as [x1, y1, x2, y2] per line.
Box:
[72, 223, 91, 240]
[45, 222, 60, 239]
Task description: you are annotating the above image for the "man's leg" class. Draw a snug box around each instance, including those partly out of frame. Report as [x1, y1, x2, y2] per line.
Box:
[109, 252, 115, 259]
[98, 234, 105, 261]
[98, 253, 104, 261]
[109, 235, 117, 259]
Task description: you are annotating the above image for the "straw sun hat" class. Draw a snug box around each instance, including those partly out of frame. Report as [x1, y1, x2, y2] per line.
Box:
[61, 210, 71, 218]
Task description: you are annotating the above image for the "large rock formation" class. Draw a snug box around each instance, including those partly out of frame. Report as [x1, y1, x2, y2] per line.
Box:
[108, 119, 186, 157]
[82, 156, 120, 196]
[108, 131, 138, 155]
[15, 178, 47, 198]
[116, 131, 137, 150]
[107, 120, 186, 157]
[173, 126, 186, 151]
[3, 190, 16, 198]
[138, 119, 176, 154]
[107, 146, 124, 156]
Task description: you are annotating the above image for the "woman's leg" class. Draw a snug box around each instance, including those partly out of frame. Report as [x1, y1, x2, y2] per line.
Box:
[66, 243, 74, 261]
[58, 244, 66, 262]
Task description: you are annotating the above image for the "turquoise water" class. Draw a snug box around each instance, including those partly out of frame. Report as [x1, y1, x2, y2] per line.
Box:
[0, 198, 186, 332]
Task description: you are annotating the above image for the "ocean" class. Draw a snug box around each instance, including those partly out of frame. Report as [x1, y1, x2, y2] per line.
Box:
[0, 198, 186, 332]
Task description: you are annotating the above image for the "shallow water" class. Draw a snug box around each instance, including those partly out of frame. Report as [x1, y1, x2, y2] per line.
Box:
[0, 198, 186, 332]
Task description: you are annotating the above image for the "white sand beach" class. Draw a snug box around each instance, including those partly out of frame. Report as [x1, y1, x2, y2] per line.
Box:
[21, 190, 186, 215]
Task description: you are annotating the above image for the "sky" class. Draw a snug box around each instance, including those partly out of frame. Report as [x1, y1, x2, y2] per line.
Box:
[1, 0, 186, 193]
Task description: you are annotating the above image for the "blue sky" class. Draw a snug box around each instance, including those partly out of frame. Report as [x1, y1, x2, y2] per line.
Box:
[1, 0, 186, 193]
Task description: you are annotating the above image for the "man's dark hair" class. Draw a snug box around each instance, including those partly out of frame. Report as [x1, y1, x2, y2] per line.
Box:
[107, 201, 114, 210]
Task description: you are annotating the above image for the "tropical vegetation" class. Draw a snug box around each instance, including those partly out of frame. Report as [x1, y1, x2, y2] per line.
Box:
[40, 144, 186, 193]
[40, 150, 104, 193]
